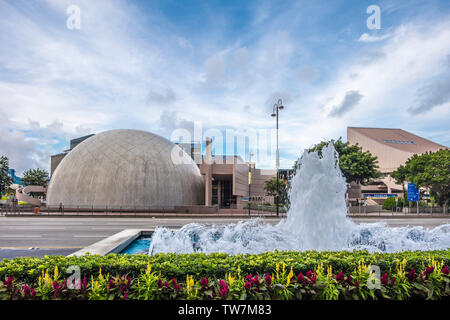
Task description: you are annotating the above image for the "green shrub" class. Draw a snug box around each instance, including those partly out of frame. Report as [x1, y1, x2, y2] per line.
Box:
[382, 197, 404, 210]
[0, 250, 448, 284]
[1, 253, 449, 300]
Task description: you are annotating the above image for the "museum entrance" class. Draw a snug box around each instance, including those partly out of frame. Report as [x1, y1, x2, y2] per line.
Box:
[212, 179, 236, 208]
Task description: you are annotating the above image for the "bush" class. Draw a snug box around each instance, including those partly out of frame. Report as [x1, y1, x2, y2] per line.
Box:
[0, 250, 449, 285]
[382, 197, 404, 210]
[1, 252, 449, 300]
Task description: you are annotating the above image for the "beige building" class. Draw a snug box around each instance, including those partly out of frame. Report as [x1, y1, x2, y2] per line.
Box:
[200, 138, 277, 209]
[347, 127, 447, 200]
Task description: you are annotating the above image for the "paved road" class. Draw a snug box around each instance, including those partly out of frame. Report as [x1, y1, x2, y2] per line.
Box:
[0, 216, 448, 260]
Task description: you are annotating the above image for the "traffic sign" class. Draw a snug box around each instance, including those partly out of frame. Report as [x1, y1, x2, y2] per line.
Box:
[407, 183, 419, 202]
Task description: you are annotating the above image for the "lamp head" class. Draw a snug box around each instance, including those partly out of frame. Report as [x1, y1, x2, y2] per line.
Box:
[271, 113, 276, 117]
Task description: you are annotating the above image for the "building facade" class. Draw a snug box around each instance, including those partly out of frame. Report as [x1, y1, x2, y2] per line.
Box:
[347, 127, 447, 202]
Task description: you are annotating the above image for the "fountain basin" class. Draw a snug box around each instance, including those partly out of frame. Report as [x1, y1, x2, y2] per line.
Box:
[69, 229, 154, 256]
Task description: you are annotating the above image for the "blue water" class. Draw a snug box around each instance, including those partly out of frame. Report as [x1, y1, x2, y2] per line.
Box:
[120, 236, 152, 254]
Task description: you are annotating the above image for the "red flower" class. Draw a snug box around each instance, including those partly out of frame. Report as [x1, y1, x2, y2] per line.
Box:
[354, 280, 359, 288]
[124, 293, 128, 300]
[390, 277, 396, 286]
[306, 270, 313, 278]
[346, 275, 353, 285]
[407, 268, 416, 281]
[108, 278, 115, 290]
[201, 277, 208, 287]
[23, 284, 30, 296]
[244, 281, 252, 290]
[442, 265, 449, 275]
[310, 273, 317, 285]
[252, 275, 260, 286]
[265, 273, 272, 286]
[335, 271, 345, 282]
[424, 266, 434, 279]
[31, 288, 36, 298]
[82, 276, 87, 291]
[219, 287, 228, 297]
[157, 278, 163, 288]
[297, 273, 304, 283]
[380, 273, 389, 285]
[163, 281, 169, 288]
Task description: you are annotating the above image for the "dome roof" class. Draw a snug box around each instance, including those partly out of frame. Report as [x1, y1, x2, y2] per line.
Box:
[47, 129, 204, 208]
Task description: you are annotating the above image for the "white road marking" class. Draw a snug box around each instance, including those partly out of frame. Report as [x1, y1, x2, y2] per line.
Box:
[0, 235, 41, 238]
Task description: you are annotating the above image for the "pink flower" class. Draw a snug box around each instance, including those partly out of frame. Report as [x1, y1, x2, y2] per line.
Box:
[306, 270, 313, 278]
[23, 284, 30, 296]
[265, 273, 272, 286]
[157, 278, 163, 288]
[354, 280, 359, 288]
[82, 276, 87, 290]
[31, 289, 36, 298]
[407, 268, 416, 281]
[380, 273, 389, 285]
[124, 293, 128, 300]
[244, 281, 252, 290]
[346, 275, 353, 285]
[163, 281, 169, 288]
[252, 275, 260, 286]
[201, 277, 208, 287]
[108, 278, 115, 290]
[219, 287, 228, 297]
[335, 271, 345, 282]
[390, 277, 396, 286]
[297, 273, 304, 283]
[442, 265, 449, 275]
[424, 266, 434, 279]
[310, 273, 317, 285]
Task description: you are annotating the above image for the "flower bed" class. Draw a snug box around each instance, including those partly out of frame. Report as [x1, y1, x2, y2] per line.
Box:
[0, 250, 449, 300]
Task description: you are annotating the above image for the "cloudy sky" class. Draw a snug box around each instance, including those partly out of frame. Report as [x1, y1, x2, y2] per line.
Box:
[1, 0, 449, 174]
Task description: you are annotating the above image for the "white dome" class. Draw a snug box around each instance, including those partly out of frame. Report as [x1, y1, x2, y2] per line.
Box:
[47, 129, 204, 208]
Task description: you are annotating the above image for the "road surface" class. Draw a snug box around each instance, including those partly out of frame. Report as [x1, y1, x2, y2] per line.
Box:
[0, 216, 448, 259]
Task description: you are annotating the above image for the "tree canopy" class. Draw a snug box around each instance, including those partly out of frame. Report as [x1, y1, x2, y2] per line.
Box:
[0, 156, 13, 194]
[304, 138, 381, 184]
[264, 177, 289, 204]
[392, 149, 450, 211]
[21, 168, 49, 187]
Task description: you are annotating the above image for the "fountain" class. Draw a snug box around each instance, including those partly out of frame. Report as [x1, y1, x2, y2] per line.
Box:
[148, 144, 450, 255]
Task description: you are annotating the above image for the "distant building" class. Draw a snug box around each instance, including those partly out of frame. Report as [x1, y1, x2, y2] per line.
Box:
[200, 138, 277, 208]
[175, 142, 202, 165]
[347, 127, 447, 201]
[50, 134, 95, 176]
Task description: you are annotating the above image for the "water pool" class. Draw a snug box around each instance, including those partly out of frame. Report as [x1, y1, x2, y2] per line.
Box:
[120, 236, 152, 254]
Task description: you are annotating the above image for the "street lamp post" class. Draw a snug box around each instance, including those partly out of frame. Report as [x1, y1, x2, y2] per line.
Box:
[271, 99, 284, 217]
[248, 152, 254, 216]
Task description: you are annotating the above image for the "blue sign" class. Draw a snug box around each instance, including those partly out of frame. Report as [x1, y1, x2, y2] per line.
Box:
[364, 194, 398, 198]
[407, 183, 419, 202]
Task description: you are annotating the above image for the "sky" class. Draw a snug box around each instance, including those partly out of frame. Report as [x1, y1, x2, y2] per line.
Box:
[0, 0, 450, 174]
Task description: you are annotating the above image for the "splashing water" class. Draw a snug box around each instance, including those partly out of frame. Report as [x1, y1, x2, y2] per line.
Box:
[149, 144, 450, 255]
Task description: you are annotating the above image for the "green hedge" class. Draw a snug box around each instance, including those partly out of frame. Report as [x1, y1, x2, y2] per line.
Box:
[1, 249, 449, 284]
[1, 250, 449, 300]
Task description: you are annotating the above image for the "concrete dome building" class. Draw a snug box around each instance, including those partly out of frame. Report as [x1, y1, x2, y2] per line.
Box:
[47, 129, 205, 209]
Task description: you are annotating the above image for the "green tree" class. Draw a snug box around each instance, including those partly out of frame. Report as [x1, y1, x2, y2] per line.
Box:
[306, 138, 381, 184]
[264, 177, 289, 204]
[0, 156, 13, 194]
[391, 164, 408, 204]
[392, 149, 450, 213]
[21, 168, 49, 187]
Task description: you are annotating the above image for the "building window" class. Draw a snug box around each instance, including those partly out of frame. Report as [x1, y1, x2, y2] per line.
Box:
[383, 139, 414, 144]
